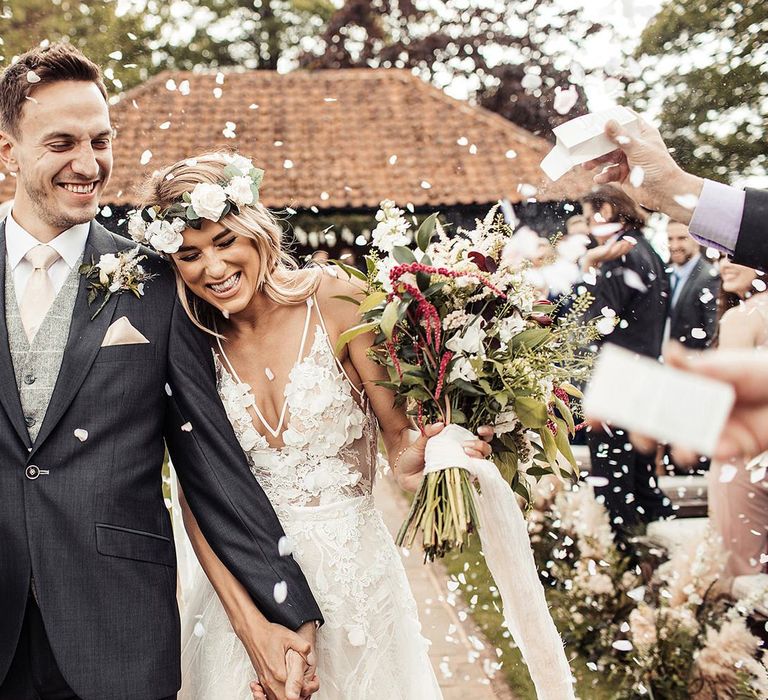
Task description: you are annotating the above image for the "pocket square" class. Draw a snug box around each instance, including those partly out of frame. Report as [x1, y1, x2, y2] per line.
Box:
[101, 316, 150, 347]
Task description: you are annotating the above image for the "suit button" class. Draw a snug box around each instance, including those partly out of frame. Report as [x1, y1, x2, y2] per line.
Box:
[25, 465, 40, 480]
[23, 374, 36, 385]
[24, 415, 36, 428]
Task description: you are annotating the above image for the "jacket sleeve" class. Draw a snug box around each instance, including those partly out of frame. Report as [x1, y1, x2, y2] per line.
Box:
[700, 275, 720, 348]
[163, 293, 322, 630]
[732, 188, 768, 272]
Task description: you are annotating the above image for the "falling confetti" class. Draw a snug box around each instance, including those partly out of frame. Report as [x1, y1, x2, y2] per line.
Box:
[284, 159, 294, 169]
[26, 70, 41, 84]
[553, 85, 578, 115]
[521, 72, 542, 91]
[612, 639, 633, 651]
[193, 622, 205, 637]
[389, 155, 398, 165]
[420, 180, 432, 189]
[159, 121, 171, 130]
[505, 149, 517, 159]
[719, 464, 738, 483]
[517, 183, 538, 198]
[273, 581, 288, 603]
[181, 422, 193, 432]
[74, 429, 89, 442]
[629, 166, 645, 188]
[691, 327, 707, 339]
[277, 535, 292, 556]
[140, 150, 152, 165]
[165, 383, 172, 396]
[673, 193, 699, 210]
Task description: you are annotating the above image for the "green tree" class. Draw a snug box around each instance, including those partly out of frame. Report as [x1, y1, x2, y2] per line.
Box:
[147, 0, 337, 71]
[0, 0, 155, 93]
[634, 0, 768, 181]
[298, 0, 599, 137]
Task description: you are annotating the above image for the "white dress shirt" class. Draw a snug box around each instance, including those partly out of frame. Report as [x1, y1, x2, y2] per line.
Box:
[4, 212, 90, 299]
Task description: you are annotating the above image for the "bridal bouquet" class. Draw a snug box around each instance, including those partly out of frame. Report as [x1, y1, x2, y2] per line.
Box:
[335, 201, 598, 560]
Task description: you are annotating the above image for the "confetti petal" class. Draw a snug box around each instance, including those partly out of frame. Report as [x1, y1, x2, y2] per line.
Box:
[277, 535, 292, 556]
[673, 194, 700, 210]
[181, 422, 193, 432]
[26, 70, 41, 84]
[553, 85, 578, 115]
[273, 581, 288, 603]
[74, 428, 89, 442]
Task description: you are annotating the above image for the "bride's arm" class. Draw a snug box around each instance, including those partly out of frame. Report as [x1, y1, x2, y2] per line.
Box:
[177, 486, 319, 698]
[319, 274, 492, 491]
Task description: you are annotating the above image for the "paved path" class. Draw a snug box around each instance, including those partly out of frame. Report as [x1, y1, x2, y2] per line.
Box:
[374, 475, 516, 700]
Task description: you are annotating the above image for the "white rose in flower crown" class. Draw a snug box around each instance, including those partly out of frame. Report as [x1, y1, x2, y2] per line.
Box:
[190, 183, 227, 221]
[226, 154, 254, 175]
[445, 317, 486, 356]
[224, 175, 255, 207]
[146, 219, 184, 254]
[128, 214, 147, 244]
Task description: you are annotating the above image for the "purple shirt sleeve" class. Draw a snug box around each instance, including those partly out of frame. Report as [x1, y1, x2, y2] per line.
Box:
[688, 179, 745, 255]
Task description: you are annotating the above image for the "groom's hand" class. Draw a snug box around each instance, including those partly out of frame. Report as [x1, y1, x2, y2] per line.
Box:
[286, 621, 319, 699]
[240, 620, 317, 700]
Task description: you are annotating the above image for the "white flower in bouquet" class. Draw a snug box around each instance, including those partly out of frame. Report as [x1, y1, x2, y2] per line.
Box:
[493, 410, 519, 436]
[372, 200, 410, 253]
[374, 256, 398, 293]
[146, 219, 184, 254]
[657, 529, 726, 607]
[497, 312, 526, 346]
[190, 182, 227, 220]
[224, 175, 255, 207]
[447, 356, 477, 383]
[660, 606, 700, 639]
[442, 310, 470, 331]
[445, 317, 486, 356]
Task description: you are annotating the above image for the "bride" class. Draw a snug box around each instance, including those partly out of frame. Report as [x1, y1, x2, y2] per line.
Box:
[132, 152, 492, 699]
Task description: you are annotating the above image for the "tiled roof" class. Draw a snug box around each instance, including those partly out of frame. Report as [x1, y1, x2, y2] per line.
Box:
[0, 69, 593, 208]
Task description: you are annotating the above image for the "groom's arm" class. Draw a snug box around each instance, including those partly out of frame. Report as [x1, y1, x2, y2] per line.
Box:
[163, 293, 322, 630]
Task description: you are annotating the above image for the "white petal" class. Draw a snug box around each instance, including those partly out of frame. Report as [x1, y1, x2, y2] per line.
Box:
[181, 422, 193, 432]
[273, 581, 288, 604]
[74, 428, 89, 442]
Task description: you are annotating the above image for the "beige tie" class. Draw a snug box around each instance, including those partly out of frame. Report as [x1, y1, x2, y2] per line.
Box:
[20, 244, 60, 341]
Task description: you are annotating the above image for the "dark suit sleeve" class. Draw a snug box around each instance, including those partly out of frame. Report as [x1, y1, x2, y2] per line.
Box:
[700, 277, 720, 348]
[587, 259, 636, 319]
[164, 294, 322, 630]
[732, 188, 768, 271]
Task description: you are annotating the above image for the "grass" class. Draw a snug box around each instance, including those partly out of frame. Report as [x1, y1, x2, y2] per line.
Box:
[441, 537, 624, 700]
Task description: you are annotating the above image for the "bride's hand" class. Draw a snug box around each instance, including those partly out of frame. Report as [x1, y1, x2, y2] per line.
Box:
[238, 619, 315, 700]
[394, 423, 493, 492]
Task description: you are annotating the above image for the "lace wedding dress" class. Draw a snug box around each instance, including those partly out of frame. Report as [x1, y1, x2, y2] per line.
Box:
[176, 297, 443, 699]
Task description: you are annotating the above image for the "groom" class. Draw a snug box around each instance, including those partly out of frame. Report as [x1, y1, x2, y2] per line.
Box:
[0, 44, 321, 700]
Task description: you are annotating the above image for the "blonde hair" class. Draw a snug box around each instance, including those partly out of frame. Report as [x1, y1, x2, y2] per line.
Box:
[138, 151, 319, 335]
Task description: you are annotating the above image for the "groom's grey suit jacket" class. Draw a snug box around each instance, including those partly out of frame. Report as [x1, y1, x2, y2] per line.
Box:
[0, 221, 322, 700]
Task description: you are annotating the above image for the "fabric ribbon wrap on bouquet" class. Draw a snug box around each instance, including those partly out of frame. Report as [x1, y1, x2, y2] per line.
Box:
[424, 424, 575, 700]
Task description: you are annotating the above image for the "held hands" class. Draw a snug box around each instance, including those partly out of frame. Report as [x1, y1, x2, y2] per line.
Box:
[240, 620, 318, 700]
[581, 115, 704, 225]
[394, 422, 493, 492]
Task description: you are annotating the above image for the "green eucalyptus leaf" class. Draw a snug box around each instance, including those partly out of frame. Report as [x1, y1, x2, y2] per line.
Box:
[416, 213, 438, 252]
[334, 321, 378, 354]
[331, 260, 367, 282]
[554, 418, 577, 469]
[392, 246, 417, 264]
[515, 397, 549, 428]
[554, 395, 575, 434]
[511, 327, 550, 350]
[540, 425, 558, 463]
[358, 291, 388, 314]
[186, 206, 200, 220]
[380, 300, 401, 340]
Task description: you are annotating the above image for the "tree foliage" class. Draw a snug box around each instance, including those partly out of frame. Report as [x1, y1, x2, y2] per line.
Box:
[0, 0, 154, 92]
[634, 0, 768, 181]
[298, 0, 599, 137]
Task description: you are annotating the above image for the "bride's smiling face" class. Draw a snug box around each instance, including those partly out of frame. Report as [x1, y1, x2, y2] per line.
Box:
[171, 218, 262, 316]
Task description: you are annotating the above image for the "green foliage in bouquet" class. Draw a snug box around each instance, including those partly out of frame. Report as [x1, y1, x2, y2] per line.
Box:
[334, 200, 599, 560]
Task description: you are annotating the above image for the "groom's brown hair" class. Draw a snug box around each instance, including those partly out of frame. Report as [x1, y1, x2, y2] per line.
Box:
[0, 42, 108, 138]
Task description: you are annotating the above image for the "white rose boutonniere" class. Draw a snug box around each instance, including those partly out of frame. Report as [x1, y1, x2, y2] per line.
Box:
[79, 247, 155, 319]
[190, 183, 227, 221]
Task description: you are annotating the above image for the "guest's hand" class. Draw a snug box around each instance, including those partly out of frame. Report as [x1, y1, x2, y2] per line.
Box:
[580, 237, 636, 272]
[394, 423, 493, 492]
[238, 619, 317, 700]
[663, 344, 768, 461]
[582, 115, 704, 225]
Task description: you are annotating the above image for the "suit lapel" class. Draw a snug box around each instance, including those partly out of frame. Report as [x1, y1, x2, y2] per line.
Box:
[30, 222, 121, 455]
[0, 222, 32, 448]
[670, 258, 703, 324]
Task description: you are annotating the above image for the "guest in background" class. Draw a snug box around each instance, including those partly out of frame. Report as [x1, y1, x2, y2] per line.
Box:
[666, 221, 720, 349]
[581, 185, 674, 536]
[565, 214, 590, 238]
[705, 259, 768, 583]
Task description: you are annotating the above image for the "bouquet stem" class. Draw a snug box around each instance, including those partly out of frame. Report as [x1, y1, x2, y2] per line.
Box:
[396, 467, 478, 561]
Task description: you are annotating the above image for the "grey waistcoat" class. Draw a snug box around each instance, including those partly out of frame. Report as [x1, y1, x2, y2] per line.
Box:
[5, 256, 82, 443]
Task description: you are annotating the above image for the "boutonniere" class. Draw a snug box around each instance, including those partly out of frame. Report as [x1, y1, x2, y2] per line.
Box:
[79, 246, 155, 319]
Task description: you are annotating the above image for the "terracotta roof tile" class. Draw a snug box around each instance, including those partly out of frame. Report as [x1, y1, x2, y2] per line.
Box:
[0, 69, 594, 208]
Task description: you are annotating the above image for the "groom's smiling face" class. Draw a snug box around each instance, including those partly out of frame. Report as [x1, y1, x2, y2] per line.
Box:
[3, 80, 112, 237]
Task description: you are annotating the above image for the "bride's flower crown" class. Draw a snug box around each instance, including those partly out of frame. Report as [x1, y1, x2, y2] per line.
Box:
[128, 153, 265, 255]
